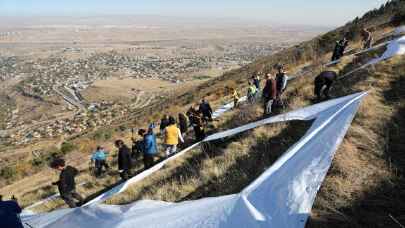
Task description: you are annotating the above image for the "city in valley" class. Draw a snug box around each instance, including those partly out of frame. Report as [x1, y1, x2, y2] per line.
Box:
[0, 15, 325, 165]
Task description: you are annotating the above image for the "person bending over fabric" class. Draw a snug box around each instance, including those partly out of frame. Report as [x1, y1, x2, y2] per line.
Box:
[90, 146, 109, 177]
[115, 140, 132, 180]
[50, 158, 84, 208]
[163, 116, 184, 157]
[0, 196, 24, 228]
[314, 71, 338, 101]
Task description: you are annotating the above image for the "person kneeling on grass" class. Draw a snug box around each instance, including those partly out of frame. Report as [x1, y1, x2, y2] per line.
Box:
[50, 158, 84, 208]
[138, 127, 158, 170]
[163, 116, 184, 157]
[115, 140, 132, 181]
[90, 146, 109, 177]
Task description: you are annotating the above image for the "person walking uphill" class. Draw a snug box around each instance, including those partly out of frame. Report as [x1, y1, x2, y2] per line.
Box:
[163, 116, 184, 157]
[275, 65, 288, 97]
[178, 112, 188, 136]
[159, 115, 170, 135]
[91, 146, 109, 177]
[50, 158, 84, 208]
[199, 99, 213, 122]
[252, 74, 261, 91]
[331, 37, 349, 61]
[115, 140, 132, 180]
[362, 28, 373, 49]
[274, 65, 288, 109]
[247, 81, 257, 103]
[314, 70, 338, 101]
[138, 127, 158, 170]
[0, 196, 24, 228]
[262, 73, 277, 115]
[232, 88, 240, 108]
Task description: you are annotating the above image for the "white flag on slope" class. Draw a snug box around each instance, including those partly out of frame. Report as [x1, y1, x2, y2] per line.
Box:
[22, 92, 367, 228]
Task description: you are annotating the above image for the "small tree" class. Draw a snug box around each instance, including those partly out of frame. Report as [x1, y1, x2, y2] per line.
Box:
[0, 166, 16, 180]
[60, 141, 76, 154]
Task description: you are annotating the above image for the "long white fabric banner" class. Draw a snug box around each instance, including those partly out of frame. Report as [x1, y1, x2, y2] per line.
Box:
[22, 92, 367, 228]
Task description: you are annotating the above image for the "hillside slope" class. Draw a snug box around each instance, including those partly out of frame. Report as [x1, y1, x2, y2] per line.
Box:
[3, 1, 405, 227]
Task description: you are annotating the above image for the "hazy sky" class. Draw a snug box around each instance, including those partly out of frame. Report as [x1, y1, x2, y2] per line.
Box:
[0, 0, 389, 26]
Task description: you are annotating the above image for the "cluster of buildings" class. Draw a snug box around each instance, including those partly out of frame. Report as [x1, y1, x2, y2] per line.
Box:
[1, 41, 279, 146]
[3, 101, 132, 146]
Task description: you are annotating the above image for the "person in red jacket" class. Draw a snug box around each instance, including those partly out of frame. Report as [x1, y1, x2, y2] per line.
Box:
[262, 73, 277, 115]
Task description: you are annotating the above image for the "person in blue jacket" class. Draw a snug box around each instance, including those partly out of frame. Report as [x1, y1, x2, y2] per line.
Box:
[90, 146, 109, 177]
[138, 125, 158, 170]
[0, 196, 24, 228]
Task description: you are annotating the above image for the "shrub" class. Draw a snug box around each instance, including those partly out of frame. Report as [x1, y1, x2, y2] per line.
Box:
[60, 141, 76, 154]
[317, 32, 340, 53]
[93, 129, 113, 141]
[118, 125, 127, 132]
[345, 23, 362, 41]
[31, 157, 45, 167]
[0, 166, 16, 180]
[15, 162, 31, 177]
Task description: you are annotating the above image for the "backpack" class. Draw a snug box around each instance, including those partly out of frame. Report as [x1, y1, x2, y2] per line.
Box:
[131, 140, 144, 159]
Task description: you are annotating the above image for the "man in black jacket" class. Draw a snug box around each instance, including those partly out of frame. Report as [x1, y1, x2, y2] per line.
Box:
[199, 99, 213, 122]
[331, 37, 349, 61]
[50, 158, 84, 208]
[115, 140, 132, 180]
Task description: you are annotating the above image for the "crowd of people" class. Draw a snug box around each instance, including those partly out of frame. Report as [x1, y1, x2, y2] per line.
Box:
[46, 98, 214, 208]
[241, 64, 289, 115]
[0, 29, 374, 221]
